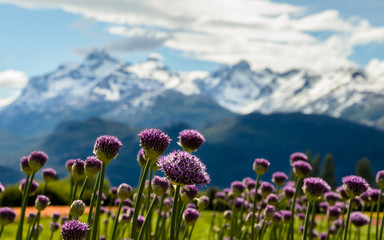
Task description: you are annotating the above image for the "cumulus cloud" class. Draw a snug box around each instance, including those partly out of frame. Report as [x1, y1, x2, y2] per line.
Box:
[0, 70, 28, 107]
[366, 59, 384, 78]
[2, 0, 384, 71]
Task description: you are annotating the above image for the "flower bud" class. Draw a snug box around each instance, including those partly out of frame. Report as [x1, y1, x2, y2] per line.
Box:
[28, 151, 48, 172]
[35, 195, 50, 211]
[117, 183, 132, 200]
[70, 200, 85, 218]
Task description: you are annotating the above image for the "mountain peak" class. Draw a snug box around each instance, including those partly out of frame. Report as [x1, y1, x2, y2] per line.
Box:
[233, 60, 251, 71]
[84, 49, 118, 63]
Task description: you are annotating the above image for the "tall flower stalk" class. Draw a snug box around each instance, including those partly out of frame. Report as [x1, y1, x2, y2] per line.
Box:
[375, 170, 384, 240]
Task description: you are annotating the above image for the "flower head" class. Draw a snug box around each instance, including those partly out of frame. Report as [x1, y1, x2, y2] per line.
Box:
[158, 150, 210, 186]
[302, 177, 331, 201]
[272, 172, 288, 187]
[72, 159, 85, 181]
[93, 135, 122, 165]
[139, 129, 171, 161]
[61, 219, 88, 240]
[368, 189, 383, 203]
[151, 176, 170, 196]
[117, 183, 132, 200]
[84, 156, 102, 177]
[292, 160, 312, 179]
[50, 222, 60, 232]
[337, 186, 348, 200]
[178, 129, 206, 153]
[253, 158, 270, 175]
[27, 212, 36, 224]
[231, 181, 246, 197]
[28, 151, 48, 172]
[0, 182, 4, 194]
[243, 177, 256, 190]
[350, 212, 369, 228]
[42, 168, 57, 182]
[283, 186, 295, 200]
[197, 196, 210, 210]
[290, 152, 308, 165]
[181, 185, 199, 203]
[35, 195, 50, 211]
[20, 156, 33, 175]
[266, 194, 279, 206]
[52, 212, 60, 223]
[327, 206, 341, 220]
[65, 159, 76, 173]
[19, 179, 39, 195]
[0, 207, 16, 225]
[70, 200, 85, 218]
[183, 208, 200, 226]
[342, 175, 369, 198]
[260, 182, 275, 198]
[324, 192, 340, 205]
[264, 205, 275, 221]
[376, 170, 384, 189]
[137, 148, 147, 167]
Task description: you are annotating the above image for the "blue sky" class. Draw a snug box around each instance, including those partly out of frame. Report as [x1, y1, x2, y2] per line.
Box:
[0, 0, 384, 106]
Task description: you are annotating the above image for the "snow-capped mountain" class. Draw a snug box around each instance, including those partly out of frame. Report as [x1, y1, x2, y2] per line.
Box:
[1, 49, 384, 136]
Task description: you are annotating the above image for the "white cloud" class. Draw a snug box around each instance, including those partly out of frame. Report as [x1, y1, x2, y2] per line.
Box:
[0, 70, 28, 107]
[2, 0, 384, 71]
[366, 59, 384, 78]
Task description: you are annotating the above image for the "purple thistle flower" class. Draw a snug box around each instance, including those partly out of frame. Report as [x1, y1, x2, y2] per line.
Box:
[231, 181, 246, 197]
[183, 208, 200, 226]
[264, 205, 275, 221]
[117, 183, 132, 200]
[180, 185, 199, 203]
[178, 129, 206, 153]
[0, 182, 4, 194]
[215, 192, 226, 202]
[290, 152, 308, 165]
[342, 175, 369, 198]
[19, 179, 39, 195]
[368, 189, 383, 203]
[72, 159, 85, 181]
[243, 177, 256, 190]
[50, 222, 60, 232]
[158, 150, 210, 186]
[283, 186, 295, 200]
[292, 160, 312, 179]
[266, 194, 279, 206]
[152, 176, 170, 196]
[139, 129, 171, 161]
[272, 172, 288, 187]
[61, 219, 88, 240]
[20, 156, 33, 175]
[42, 168, 57, 182]
[28, 151, 48, 172]
[84, 156, 102, 177]
[272, 211, 283, 224]
[302, 177, 331, 201]
[0, 207, 16, 225]
[65, 159, 76, 173]
[376, 170, 384, 189]
[52, 212, 61, 223]
[234, 197, 244, 209]
[327, 206, 341, 220]
[93, 135, 122, 165]
[350, 212, 369, 228]
[186, 203, 197, 209]
[197, 195, 210, 210]
[253, 158, 270, 175]
[281, 210, 292, 222]
[137, 148, 147, 168]
[324, 192, 340, 205]
[260, 182, 275, 197]
[123, 198, 133, 207]
[70, 200, 85, 218]
[35, 195, 50, 211]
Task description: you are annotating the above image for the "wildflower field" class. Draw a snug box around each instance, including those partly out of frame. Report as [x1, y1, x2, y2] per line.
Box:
[0, 128, 384, 240]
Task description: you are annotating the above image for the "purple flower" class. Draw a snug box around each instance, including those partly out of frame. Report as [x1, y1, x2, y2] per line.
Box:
[197, 196, 210, 210]
[342, 175, 369, 198]
[337, 186, 348, 200]
[158, 150, 210, 186]
[93, 135, 122, 165]
[120, 213, 132, 224]
[35, 195, 51, 211]
[50, 222, 60, 232]
[292, 160, 312, 179]
[20, 156, 33, 175]
[351, 197, 363, 210]
[266, 194, 279, 206]
[0, 207, 16, 225]
[137, 148, 147, 167]
[290, 152, 308, 165]
[327, 206, 341, 220]
[181, 185, 199, 203]
[70, 200, 85, 218]
[350, 212, 369, 228]
[0, 182, 4, 194]
[272, 172, 288, 187]
[84, 156, 102, 177]
[243, 177, 256, 190]
[223, 210, 232, 221]
[324, 192, 340, 205]
[253, 158, 270, 175]
[281, 210, 292, 222]
[183, 208, 200, 226]
[52, 212, 61, 223]
[260, 182, 275, 198]
[42, 168, 58, 182]
[61, 219, 88, 240]
[109, 186, 118, 197]
[139, 129, 171, 161]
[178, 129, 206, 153]
[376, 170, 384, 189]
[264, 205, 275, 221]
[19, 179, 39, 195]
[28, 151, 48, 171]
[27, 212, 36, 224]
[136, 215, 145, 229]
[283, 186, 295, 200]
[117, 183, 132, 200]
[368, 189, 383, 203]
[231, 181, 246, 197]
[319, 202, 329, 212]
[152, 176, 170, 196]
[72, 159, 85, 181]
[65, 159, 76, 173]
[302, 177, 331, 201]
[272, 211, 283, 224]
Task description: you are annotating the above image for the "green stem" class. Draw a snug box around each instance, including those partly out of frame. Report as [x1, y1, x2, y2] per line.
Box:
[302, 201, 312, 240]
[251, 175, 261, 239]
[367, 203, 374, 240]
[188, 224, 195, 240]
[16, 172, 34, 240]
[91, 162, 106, 240]
[71, 181, 78, 204]
[260, 220, 267, 240]
[154, 194, 165, 238]
[78, 177, 89, 200]
[343, 198, 353, 240]
[43, 182, 47, 195]
[170, 185, 181, 240]
[27, 211, 40, 240]
[230, 197, 238, 240]
[0, 225, 4, 239]
[49, 230, 54, 240]
[111, 198, 123, 240]
[378, 187, 384, 240]
[138, 197, 157, 240]
[176, 202, 186, 238]
[182, 226, 189, 240]
[309, 201, 317, 240]
[131, 160, 151, 240]
[85, 171, 101, 240]
[69, 175, 74, 205]
[287, 177, 301, 240]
